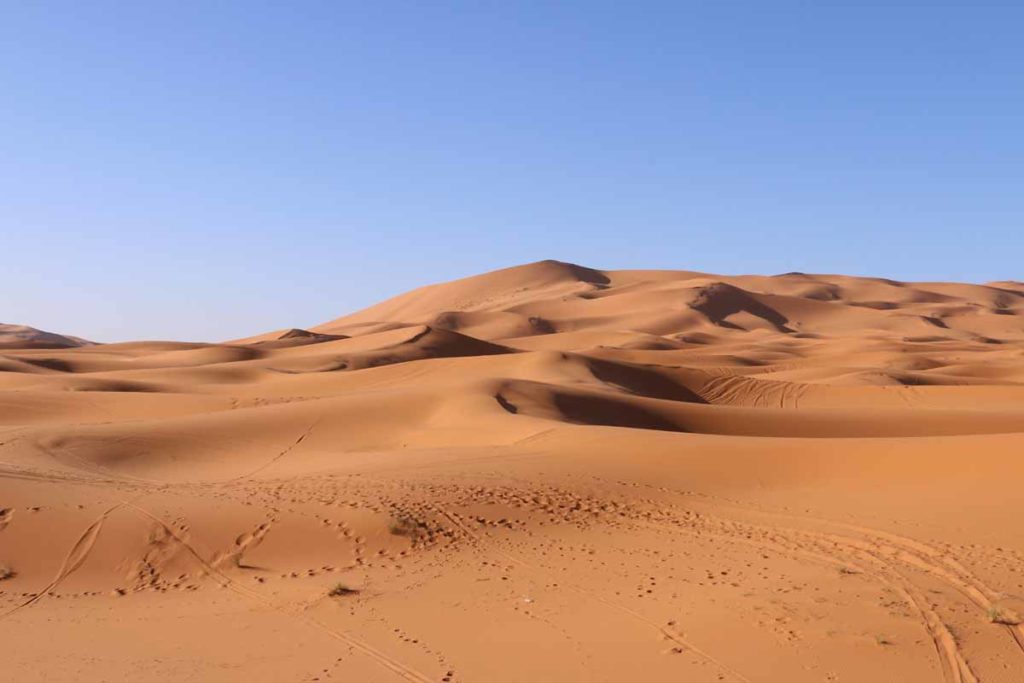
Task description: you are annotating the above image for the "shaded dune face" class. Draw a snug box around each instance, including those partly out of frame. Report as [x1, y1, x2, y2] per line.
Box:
[3, 260, 1024, 683]
[685, 282, 795, 333]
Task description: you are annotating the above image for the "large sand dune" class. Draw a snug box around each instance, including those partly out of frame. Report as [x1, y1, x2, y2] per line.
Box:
[2, 261, 1023, 682]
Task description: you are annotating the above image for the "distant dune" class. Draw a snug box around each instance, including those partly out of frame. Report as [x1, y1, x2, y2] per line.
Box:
[0, 323, 92, 350]
[2, 261, 1024, 682]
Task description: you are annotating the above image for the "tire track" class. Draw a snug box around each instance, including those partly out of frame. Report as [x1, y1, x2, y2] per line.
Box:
[231, 419, 320, 481]
[624, 514, 968, 682]
[648, 485, 1024, 665]
[624, 504, 994, 682]
[123, 503, 433, 683]
[433, 507, 754, 683]
[0, 493, 148, 620]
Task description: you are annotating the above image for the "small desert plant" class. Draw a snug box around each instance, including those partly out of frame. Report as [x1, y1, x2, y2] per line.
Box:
[0, 564, 15, 581]
[388, 515, 424, 537]
[874, 634, 893, 646]
[328, 583, 358, 597]
[987, 605, 1021, 625]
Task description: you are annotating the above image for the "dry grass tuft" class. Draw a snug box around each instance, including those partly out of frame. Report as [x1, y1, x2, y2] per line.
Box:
[388, 515, 424, 537]
[329, 583, 358, 597]
[988, 605, 1021, 625]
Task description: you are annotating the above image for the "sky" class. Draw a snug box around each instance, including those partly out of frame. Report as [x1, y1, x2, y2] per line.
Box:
[2, 2, 1022, 342]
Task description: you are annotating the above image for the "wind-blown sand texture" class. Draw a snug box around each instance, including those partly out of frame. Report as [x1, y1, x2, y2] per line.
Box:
[2, 260, 1024, 682]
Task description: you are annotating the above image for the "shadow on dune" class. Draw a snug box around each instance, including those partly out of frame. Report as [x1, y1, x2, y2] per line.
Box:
[688, 282, 795, 333]
[584, 358, 708, 403]
[552, 392, 686, 432]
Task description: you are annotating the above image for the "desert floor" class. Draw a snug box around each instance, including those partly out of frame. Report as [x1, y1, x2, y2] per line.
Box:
[2, 260, 1024, 682]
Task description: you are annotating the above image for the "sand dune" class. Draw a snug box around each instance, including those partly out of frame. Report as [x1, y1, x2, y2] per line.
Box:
[2, 261, 1024, 682]
[0, 323, 92, 350]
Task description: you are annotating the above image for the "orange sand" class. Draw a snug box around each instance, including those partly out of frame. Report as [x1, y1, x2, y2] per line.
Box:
[2, 260, 1023, 681]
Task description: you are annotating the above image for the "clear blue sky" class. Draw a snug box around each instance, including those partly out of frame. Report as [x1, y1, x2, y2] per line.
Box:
[3, 2, 1021, 342]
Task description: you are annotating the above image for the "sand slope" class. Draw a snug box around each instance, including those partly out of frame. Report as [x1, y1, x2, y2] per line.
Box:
[2, 261, 1024, 682]
[0, 323, 92, 350]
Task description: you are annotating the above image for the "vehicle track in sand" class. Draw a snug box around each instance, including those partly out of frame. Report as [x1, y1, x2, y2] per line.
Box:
[122, 502, 436, 683]
[619, 489, 1024, 682]
[0, 493, 150, 619]
[431, 505, 755, 683]
[231, 419, 320, 481]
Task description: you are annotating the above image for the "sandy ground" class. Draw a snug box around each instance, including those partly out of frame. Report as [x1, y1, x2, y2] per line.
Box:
[2, 260, 1024, 682]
